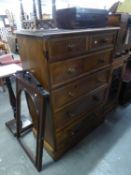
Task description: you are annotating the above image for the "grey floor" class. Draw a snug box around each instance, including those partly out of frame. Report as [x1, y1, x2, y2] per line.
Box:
[0, 88, 131, 175]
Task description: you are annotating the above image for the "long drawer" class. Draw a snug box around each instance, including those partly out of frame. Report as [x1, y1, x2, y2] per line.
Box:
[46, 36, 87, 61]
[51, 69, 110, 111]
[49, 49, 112, 87]
[89, 31, 116, 51]
[56, 106, 104, 150]
[54, 86, 107, 132]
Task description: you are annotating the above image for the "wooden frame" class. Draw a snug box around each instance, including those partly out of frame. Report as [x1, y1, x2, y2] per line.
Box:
[19, 0, 56, 29]
[16, 71, 49, 171]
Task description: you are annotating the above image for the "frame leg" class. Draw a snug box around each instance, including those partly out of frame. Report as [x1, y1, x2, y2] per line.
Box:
[15, 71, 49, 171]
[5, 76, 32, 135]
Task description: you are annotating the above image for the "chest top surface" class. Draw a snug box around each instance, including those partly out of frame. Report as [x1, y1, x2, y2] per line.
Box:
[16, 27, 120, 38]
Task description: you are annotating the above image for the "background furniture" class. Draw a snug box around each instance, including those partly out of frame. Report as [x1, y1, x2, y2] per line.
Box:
[0, 63, 32, 137]
[0, 40, 8, 55]
[0, 54, 22, 135]
[0, 15, 10, 28]
[19, 0, 56, 29]
[107, 13, 131, 57]
[104, 54, 128, 112]
[7, 33, 18, 53]
[105, 13, 131, 111]
[119, 56, 131, 104]
[0, 54, 21, 91]
[0, 63, 22, 122]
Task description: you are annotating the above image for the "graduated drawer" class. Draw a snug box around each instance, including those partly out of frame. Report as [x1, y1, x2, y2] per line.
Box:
[89, 31, 116, 51]
[54, 86, 107, 132]
[52, 69, 109, 111]
[46, 36, 87, 61]
[56, 106, 103, 149]
[49, 49, 112, 87]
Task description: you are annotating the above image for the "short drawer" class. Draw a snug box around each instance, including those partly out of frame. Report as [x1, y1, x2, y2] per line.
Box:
[56, 106, 104, 149]
[52, 69, 109, 111]
[49, 49, 112, 87]
[89, 32, 116, 51]
[54, 86, 107, 131]
[46, 36, 87, 61]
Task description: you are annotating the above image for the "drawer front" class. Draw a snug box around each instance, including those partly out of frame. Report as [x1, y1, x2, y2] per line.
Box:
[89, 32, 116, 51]
[54, 86, 106, 131]
[52, 69, 109, 111]
[49, 49, 112, 87]
[56, 107, 104, 149]
[46, 36, 87, 61]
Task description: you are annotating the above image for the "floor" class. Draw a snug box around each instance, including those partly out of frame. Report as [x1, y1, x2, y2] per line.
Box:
[0, 88, 131, 175]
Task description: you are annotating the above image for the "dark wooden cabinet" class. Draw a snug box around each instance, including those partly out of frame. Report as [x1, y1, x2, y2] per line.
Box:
[17, 27, 119, 159]
[104, 54, 129, 113]
[107, 13, 131, 56]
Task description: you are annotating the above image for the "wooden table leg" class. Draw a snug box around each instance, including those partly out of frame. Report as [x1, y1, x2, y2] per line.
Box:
[5, 76, 32, 135]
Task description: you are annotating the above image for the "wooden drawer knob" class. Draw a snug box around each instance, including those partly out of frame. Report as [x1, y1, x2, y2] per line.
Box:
[67, 67, 76, 74]
[67, 111, 76, 118]
[70, 126, 81, 136]
[68, 92, 75, 97]
[67, 44, 75, 50]
[71, 131, 75, 136]
[94, 40, 98, 44]
[70, 129, 78, 136]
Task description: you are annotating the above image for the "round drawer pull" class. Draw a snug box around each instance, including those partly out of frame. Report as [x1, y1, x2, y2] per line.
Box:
[94, 40, 98, 44]
[71, 131, 75, 136]
[67, 111, 76, 118]
[67, 44, 75, 50]
[68, 92, 75, 97]
[70, 128, 80, 136]
[67, 67, 76, 74]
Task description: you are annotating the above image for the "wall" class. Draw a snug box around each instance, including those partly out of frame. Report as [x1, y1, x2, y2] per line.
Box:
[0, 1, 21, 29]
[0, 0, 129, 30]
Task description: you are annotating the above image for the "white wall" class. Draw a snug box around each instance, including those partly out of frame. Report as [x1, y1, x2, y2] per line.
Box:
[56, 0, 125, 9]
[0, 0, 125, 29]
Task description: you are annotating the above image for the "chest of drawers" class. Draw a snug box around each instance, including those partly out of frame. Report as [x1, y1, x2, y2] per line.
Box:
[17, 27, 119, 159]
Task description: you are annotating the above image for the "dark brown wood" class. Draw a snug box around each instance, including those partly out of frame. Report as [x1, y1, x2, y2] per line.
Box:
[46, 35, 87, 61]
[104, 53, 129, 113]
[54, 85, 107, 132]
[55, 105, 104, 150]
[17, 36, 50, 90]
[16, 71, 49, 171]
[89, 31, 117, 51]
[5, 77, 16, 118]
[51, 69, 110, 111]
[107, 13, 129, 56]
[49, 49, 112, 87]
[16, 27, 119, 162]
